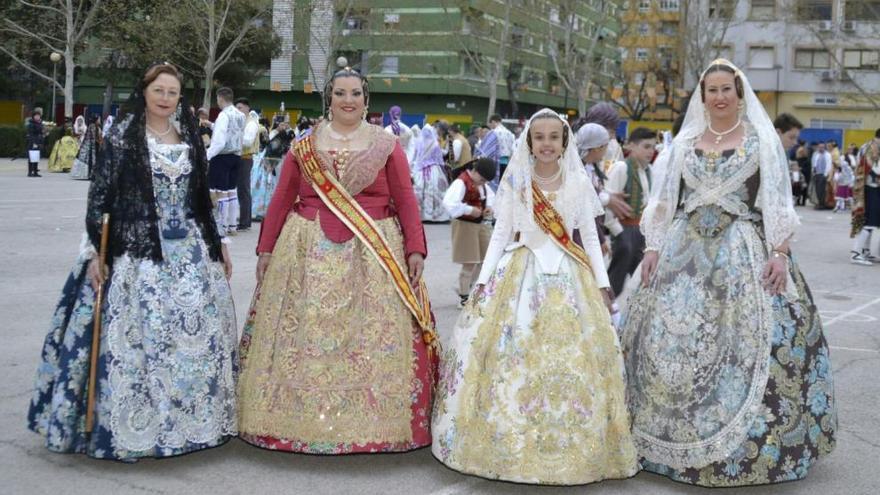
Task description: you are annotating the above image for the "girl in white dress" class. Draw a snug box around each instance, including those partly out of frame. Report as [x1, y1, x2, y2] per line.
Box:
[431, 109, 637, 485]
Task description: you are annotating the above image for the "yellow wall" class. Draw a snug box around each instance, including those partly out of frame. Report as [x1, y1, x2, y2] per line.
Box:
[426, 113, 473, 125]
[844, 130, 876, 148]
[0, 101, 23, 126]
[777, 92, 880, 130]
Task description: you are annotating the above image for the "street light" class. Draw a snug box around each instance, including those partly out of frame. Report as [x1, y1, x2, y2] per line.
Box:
[50, 52, 61, 121]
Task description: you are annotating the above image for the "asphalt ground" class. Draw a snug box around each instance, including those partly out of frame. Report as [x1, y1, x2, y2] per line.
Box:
[1, 158, 877, 494]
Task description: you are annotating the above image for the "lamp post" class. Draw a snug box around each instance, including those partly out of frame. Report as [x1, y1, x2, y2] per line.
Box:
[50, 52, 62, 121]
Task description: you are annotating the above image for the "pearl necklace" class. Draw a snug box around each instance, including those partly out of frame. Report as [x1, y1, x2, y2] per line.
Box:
[326, 121, 365, 142]
[147, 122, 173, 143]
[533, 165, 562, 185]
[708, 118, 741, 145]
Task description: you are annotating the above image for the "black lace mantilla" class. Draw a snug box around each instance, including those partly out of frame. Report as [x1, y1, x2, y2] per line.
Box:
[86, 114, 223, 265]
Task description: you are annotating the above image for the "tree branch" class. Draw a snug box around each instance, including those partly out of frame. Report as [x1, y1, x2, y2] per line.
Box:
[0, 45, 64, 90]
[1, 18, 64, 53]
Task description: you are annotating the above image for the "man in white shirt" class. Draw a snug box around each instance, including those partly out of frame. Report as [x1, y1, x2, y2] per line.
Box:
[442, 158, 497, 308]
[207, 87, 245, 235]
[605, 127, 655, 298]
[488, 114, 515, 178]
[235, 97, 260, 231]
[811, 142, 832, 210]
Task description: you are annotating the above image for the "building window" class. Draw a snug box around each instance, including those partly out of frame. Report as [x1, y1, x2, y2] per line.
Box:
[845, 0, 880, 21]
[634, 72, 646, 85]
[621, 48, 629, 60]
[341, 14, 367, 32]
[798, 0, 833, 20]
[636, 48, 649, 61]
[659, 0, 680, 11]
[660, 21, 678, 36]
[639, 0, 651, 13]
[811, 118, 862, 129]
[795, 48, 832, 69]
[380, 56, 399, 74]
[750, 0, 775, 18]
[463, 53, 482, 76]
[812, 94, 839, 105]
[638, 23, 650, 35]
[843, 49, 880, 69]
[708, 0, 735, 18]
[748, 46, 775, 68]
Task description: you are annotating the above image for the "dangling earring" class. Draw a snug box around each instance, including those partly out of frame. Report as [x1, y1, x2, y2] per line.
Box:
[737, 100, 745, 118]
[328, 109, 333, 122]
[362, 107, 368, 121]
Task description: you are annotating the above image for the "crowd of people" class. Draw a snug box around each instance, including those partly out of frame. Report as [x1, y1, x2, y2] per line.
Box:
[24, 58, 862, 489]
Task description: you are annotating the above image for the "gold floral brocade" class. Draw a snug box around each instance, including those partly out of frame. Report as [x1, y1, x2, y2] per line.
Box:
[237, 214, 417, 444]
[433, 248, 638, 485]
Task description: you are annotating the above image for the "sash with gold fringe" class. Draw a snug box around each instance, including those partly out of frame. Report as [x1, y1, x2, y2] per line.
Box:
[292, 136, 438, 353]
[531, 181, 593, 273]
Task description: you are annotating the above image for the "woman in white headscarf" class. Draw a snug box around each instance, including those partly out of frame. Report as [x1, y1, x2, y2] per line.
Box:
[432, 109, 638, 485]
[621, 60, 836, 486]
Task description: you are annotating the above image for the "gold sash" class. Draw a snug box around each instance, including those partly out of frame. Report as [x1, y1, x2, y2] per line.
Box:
[292, 136, 438, 353]
[531, 181, 593, 273]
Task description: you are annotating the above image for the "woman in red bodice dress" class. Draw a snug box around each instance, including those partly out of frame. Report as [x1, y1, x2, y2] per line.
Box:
[237, 68, 435, 454]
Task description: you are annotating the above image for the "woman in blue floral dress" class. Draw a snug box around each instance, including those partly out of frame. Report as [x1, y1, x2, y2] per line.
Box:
[27, 64, 238, 461]
[622, 60, 836, 486]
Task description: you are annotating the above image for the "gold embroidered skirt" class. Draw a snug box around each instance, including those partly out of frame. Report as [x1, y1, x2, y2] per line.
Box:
[432, 247, 638, 484]
[238, 213, 433, 454]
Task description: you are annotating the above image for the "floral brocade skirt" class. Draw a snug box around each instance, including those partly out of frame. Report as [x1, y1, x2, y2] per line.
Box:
[237, 213, 435, 454]
[623, 215, 836, 487]
[431, 247, 638, 485]
[27, 230, 238, 461]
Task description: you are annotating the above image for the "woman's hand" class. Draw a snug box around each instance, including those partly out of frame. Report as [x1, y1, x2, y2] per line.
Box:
[256, 253, 271, 285]
[641, 250, 659, 287]
[763, 254, 788, 295]
[221, 244, 233, 280]
[87, 257, 108, 292]
[407, 253, 425, 286]
[600, 288, 614, 314]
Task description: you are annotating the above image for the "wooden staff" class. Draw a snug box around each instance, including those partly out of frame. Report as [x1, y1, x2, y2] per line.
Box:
[85, 213, 110, 434]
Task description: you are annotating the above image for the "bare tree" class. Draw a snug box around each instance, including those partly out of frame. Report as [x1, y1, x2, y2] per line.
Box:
[0, 0, 104, 120]
[302, 0, 363, 113]
[793, 0, 880, 111]
[168, 0, 272, 108]
[547, 0, 616, 116]
[680, 0, 742, 85]
[443, 0, 513, 120]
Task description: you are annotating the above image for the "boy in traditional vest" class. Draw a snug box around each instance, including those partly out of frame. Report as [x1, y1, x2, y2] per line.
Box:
[442, 158, 497, 307]
[605, 127, 656, 298]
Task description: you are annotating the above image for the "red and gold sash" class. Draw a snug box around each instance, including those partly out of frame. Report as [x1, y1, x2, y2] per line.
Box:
[531, 181, 593, 272]
[292, 136, 438, 353]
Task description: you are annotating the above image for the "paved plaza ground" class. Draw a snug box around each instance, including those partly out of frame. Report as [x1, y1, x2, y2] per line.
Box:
[1, 158, 877, 494]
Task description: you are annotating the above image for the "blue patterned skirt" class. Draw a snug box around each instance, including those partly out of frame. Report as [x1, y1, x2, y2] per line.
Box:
[27, 231, 238, 461]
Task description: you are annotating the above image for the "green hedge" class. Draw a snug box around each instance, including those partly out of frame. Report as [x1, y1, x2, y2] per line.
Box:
[0, 125, 26, 158]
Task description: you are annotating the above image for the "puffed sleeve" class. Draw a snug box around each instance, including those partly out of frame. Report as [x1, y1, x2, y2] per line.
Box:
[386, 142, 428, 257]
[256, 151, 301, 254]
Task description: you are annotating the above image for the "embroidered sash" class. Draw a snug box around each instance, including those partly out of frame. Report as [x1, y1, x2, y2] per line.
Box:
[530, 181, 592, 273]
[293, 135, 438, 353]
